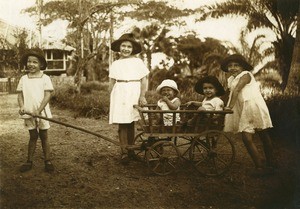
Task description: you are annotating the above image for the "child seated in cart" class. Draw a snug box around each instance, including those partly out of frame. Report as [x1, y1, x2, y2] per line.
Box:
[154, 79, 181, 126]
[184, 76, 225, 128]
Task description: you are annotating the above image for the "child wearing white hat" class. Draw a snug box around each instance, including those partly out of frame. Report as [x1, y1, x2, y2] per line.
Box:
[155, 79, 181, 126]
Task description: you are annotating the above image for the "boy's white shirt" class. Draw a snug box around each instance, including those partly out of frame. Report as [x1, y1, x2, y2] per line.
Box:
[17, 73, 54, 119]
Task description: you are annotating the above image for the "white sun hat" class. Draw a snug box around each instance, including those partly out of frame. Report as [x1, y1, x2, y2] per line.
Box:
[156, 79, 179, 94]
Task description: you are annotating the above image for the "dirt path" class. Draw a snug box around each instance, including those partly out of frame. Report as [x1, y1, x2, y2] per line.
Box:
[0, 93, 299, 209]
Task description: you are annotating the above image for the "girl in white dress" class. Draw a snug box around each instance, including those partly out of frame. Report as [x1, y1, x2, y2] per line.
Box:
[109, 33, 149, 164]
[221, 54, 276, 177]
[17, 48, 54, 173]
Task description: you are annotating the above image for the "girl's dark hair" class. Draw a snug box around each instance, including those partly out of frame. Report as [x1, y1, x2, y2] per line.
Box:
[194, 76, 225, 96]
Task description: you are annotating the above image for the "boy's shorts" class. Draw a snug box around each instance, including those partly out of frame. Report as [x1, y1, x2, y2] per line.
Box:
[24, 118, 50, 130]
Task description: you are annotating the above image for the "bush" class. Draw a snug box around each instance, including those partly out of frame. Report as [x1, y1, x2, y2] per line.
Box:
[267, 95, 300, 144]
[81, 81, 109, 93]
[51, 82, 110, 118]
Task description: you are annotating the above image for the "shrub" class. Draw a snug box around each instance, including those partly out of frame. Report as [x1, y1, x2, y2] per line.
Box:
[81, 81, 109, 93]
[51, 83, 110, 118]
[266, 95, 300, 144]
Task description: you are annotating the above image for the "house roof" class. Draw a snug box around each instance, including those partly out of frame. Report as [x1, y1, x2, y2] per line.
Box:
[44, 41, 75, 51]
[0, 18, 75, 51]
[0, 19, 27, 49]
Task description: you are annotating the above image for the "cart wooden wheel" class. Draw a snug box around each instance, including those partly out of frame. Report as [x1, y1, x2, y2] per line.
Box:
[189, 130, 235, 177]
[174, 136, 193, 160]
[132, 132, 147, 162]
[146, 140, 181, 176]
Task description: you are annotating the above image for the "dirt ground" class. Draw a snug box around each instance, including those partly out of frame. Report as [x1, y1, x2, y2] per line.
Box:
[0, 93, 299, 209]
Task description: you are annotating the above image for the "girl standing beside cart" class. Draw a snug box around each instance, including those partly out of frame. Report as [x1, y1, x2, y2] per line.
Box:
[109, 33, 149, 164]
[221, 54, 276, 177]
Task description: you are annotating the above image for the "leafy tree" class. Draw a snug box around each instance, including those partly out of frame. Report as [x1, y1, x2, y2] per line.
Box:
[197, 0, 299, 91]
[127, 1, 192, 70]
[286, 3, 300, 95]
[174, 35, 228, 75]
[24, 0, 136, 90]
[0, 29, 29, 77]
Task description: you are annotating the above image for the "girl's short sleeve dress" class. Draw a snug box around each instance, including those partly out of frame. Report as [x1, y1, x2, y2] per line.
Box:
[224, 71, 273, 134]
[109, 57, 149, 124]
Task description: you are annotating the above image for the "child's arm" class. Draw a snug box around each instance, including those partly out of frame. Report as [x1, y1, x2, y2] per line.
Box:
[109, 78, 116, 93]
[186, 101, 202, 107]
[161, 97, 181, 110]
[17, 92, 25, 115]
[226, 74, 250, 109]
[32, 91, 52, 116]
[139, 76, 148, 105]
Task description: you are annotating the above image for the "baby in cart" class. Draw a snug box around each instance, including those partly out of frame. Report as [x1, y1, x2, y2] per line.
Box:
[154, 79, 181, 126]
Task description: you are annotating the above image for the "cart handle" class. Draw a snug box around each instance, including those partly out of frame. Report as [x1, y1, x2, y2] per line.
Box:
[23, 112, 121, 147]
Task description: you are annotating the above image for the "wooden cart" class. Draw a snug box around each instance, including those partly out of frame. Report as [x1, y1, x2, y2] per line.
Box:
[26, 104, 235, 176]
[133, 104, 235, 176]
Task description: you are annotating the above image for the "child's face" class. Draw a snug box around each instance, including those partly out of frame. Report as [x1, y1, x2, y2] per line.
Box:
[227, 61, 243, 77]
[120, 41, 133, 58]
[203, 83, 217, 99]
[27, 56, 41, 73]
[160, 87, 176, 100]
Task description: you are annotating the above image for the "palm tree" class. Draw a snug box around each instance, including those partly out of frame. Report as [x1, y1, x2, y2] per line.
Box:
[197, 0, 299, 91]
[286, 3, 300, 95]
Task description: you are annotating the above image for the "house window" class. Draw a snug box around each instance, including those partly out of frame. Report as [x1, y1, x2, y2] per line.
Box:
[45, 50, 65, 71]
[53, 50, 63, 59]
[47, 61, 64, 69]
[46, 51, 51, 59]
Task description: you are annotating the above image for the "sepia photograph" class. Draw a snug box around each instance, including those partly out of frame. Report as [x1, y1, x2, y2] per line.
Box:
[0, 0, 299, 208]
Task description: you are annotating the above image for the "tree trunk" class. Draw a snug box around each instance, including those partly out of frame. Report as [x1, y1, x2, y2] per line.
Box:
[285, 4, 300, 95]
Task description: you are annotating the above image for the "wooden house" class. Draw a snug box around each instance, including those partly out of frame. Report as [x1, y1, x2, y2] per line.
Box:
[0, 18, 75, 76]
[43, 41, 75, 75]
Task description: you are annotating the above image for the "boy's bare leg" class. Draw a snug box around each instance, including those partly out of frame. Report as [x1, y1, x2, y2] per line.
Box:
[28, 129, 39, 162]
[39, 129, 54, 172]
[39, 129, 50, 161]
[20, 129, 38, 172]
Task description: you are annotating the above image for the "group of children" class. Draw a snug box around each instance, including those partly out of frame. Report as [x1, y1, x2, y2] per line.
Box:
[17, 33, 276, 177]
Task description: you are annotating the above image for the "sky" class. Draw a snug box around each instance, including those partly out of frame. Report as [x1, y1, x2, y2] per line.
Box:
[0, 0, 250, 46]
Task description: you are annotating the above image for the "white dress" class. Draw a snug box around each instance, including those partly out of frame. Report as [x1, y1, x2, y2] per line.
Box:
[157, 97, 181, 126]
[109, 57, 149, 124]
[202, 97, 224, 110]
[224, 71, 273, 134]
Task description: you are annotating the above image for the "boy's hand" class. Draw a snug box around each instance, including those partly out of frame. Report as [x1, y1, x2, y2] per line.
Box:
[19, 107, 25, 115]
[31, 110, 41, 117]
